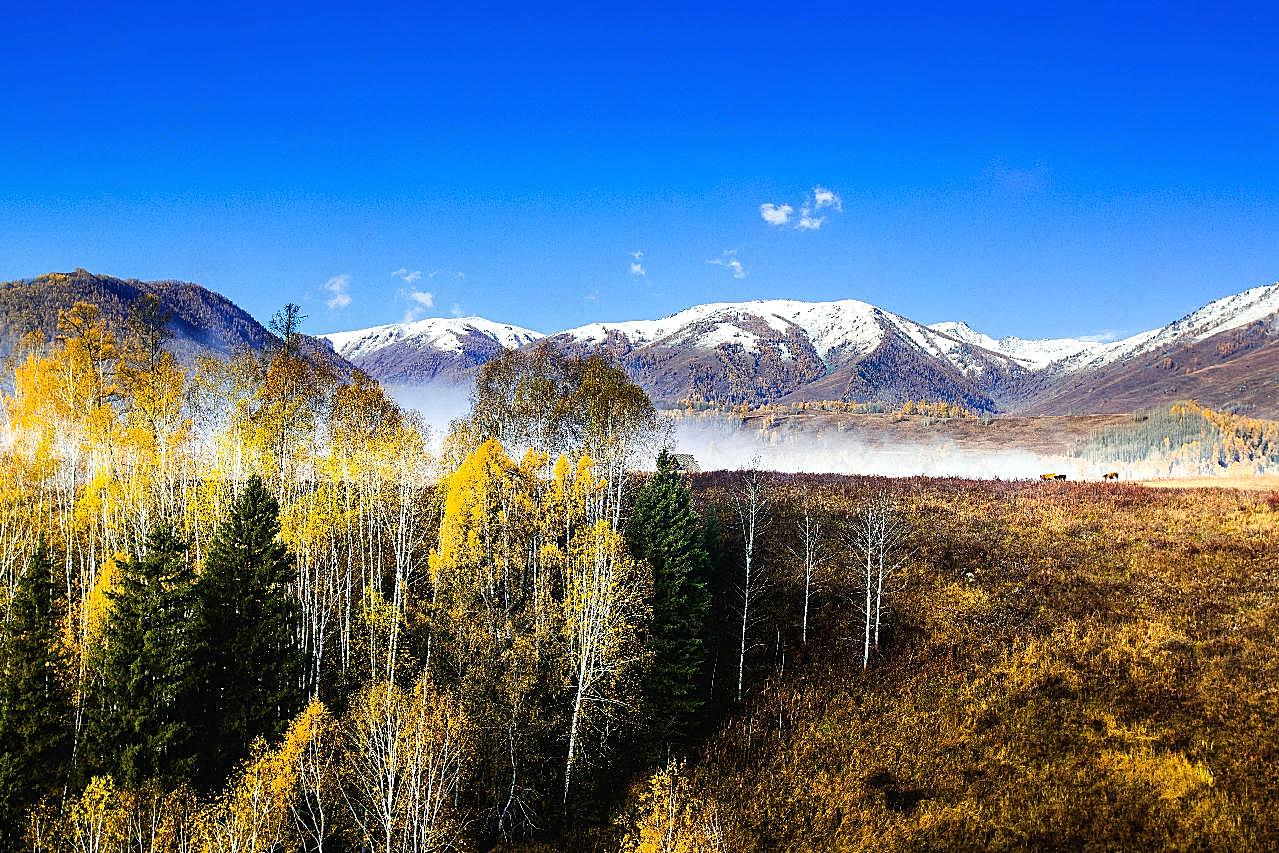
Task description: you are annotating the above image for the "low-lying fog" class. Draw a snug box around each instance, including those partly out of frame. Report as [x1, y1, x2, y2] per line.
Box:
[669, 415, 1086, 480]
[388, 385, 1257, 481]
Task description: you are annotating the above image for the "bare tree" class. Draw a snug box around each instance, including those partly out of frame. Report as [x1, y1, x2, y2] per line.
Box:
[846, 489, 910, 670]
[789, 501, 828, 645]
[730, 464, 772, 702]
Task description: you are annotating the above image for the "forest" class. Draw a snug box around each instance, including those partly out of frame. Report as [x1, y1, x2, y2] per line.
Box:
[1, 299, 1277, 851]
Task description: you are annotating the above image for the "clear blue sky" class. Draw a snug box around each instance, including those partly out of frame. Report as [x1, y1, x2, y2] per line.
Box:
[3, 2, 1277, 339]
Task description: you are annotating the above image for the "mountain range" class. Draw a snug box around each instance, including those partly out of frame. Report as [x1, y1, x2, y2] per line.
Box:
[324, 282, 1279, 417]
[3, 270, 1277, 418]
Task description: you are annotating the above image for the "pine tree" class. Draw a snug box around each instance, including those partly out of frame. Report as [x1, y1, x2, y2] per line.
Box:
[625, 450, 712, 749]
[81, 524, 198, 789]
[194, 475, 304, 790]
[0, 540, 72, 844]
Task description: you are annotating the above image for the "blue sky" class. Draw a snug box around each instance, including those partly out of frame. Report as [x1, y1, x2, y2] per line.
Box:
[3, 2, 1277, 339]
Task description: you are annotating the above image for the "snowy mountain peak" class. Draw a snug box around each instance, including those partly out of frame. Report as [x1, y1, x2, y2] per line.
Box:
[322, 316, 544, 361]
[557, 298, 1007, 373]
[928, 321, 1104, 370]
[1064, 281, 1279, 371]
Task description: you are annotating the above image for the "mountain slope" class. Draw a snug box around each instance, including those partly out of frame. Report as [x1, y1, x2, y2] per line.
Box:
[0, 269, 353, 374]
[320, 316, 544, 384]
[549, 300, 1031, 409]
[1017, 282, 1279, 417]
[927, 321, 1104, 370]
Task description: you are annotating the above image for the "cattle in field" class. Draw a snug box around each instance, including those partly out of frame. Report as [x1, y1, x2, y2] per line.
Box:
[1040, 473, 1056, 481]
[1053, 474, 1067, 481]
[1103, 471, 1119, 480]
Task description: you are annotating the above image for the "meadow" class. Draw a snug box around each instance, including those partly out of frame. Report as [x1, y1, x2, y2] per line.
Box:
[614, 475, 1279, 851]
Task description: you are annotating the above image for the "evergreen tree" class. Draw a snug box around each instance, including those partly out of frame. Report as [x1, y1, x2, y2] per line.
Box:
[193, 475, 304, 790]
[0, 540, 72, 844]
[81, 524, 198, 789]
[625, 450, 712, 749]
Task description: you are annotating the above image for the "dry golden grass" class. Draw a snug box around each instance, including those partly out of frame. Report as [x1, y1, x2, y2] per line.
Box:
[1138, 474, 1279, 491]
[624, 475, 1279, 851]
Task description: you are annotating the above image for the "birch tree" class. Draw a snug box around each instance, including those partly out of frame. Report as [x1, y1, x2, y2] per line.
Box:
[729, 465, 772, 702]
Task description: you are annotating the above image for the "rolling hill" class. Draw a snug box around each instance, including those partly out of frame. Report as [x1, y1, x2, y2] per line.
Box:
[0, 269, 353, 373]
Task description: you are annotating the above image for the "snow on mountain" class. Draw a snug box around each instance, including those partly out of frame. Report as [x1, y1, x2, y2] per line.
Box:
[928, 321, 1105, 371]
[558, 299, 1018, 375]
[322, 316, 543, 360]
[1060, 282, 1279, 371]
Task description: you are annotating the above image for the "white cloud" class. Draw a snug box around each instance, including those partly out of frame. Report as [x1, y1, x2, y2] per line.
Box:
[323, 274, 352, 310]
[629, 262, 646, 277]
[1078, 329, 1124, 343]
[759, 203, 793, 226]
[760, 187, 842, 231]
[812, 186, 842, 211]
[794, 207, 825, 231]
[391, 267, 423, 284]
[427, 270, 466, 281]
[707, 250, 748, 280]
[398, 288, 436, 322]
[450, 303, 464, 317]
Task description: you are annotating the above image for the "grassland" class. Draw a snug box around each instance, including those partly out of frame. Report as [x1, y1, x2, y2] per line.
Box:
[614, 476, 1279, 851]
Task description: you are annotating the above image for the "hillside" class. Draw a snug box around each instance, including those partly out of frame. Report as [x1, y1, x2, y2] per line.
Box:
[608, 475, 1279, 850]
[549, 299, 1029, 410]
[321, 316, 543, 383]
[0, 269, 353, 373]
[327, 281, 1279, 417]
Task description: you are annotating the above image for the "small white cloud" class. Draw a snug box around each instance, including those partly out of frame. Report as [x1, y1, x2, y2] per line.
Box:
[450, 303, 464, 317]
[707, 250, 748, 280]
[427, 269, 466, 281]
[398, 288, 436, 322]
[759, 203, 793, 226]
[630, 262, 646, 278]
[794, 207, 825, 231]
[584, 288, 600, 302]
[1078, 329, 1124, 343]
[323, 274, 352, 310]
[812, 186, 842, 211]
[391, 267, 423, 284]
[760, 187, 842, 231]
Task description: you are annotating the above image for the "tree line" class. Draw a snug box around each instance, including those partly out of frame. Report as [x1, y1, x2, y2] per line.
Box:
[0, 300, 911, 850]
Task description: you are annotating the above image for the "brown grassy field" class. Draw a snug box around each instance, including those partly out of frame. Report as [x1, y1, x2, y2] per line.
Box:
[1139, 475, 1279, 492]
[609, 475, 1279, 851]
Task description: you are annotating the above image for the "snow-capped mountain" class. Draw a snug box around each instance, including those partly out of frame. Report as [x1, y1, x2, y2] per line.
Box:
[1020, 282, 1279, 416]
[319, 280, 1279, 417]
[927, 321, 1104, 371]
[321, 317, 544, 384]
[549, 299, 1033, 409]
[1051, 282, 1279, 372]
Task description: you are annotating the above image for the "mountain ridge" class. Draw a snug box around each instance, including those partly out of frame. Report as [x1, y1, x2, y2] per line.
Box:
[5, 270, 1277, 417]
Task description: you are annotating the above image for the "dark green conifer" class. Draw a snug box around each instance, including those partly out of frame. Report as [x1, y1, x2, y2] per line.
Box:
[625, 450, 713, 749]
[81, 524, 198, 788]
[0, 540, 72, 844]
[193, 475, 304, 789]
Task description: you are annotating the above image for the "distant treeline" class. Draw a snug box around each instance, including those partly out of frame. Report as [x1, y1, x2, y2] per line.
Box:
[1074, 401, 1279, 474]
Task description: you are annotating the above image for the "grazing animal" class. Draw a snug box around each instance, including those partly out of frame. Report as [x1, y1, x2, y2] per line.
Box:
[1053, 474, 1067, 481]
[1103, 471, 1119, 480]
[1040, 473, 1056, 481]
